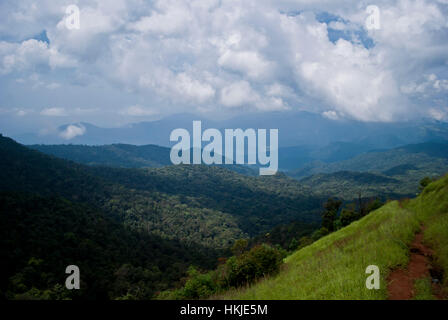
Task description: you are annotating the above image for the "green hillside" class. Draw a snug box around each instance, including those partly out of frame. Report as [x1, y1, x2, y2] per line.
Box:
[0, 193, 216, 300]
[221, 173, 448, 299]
[0, 135, 322, 249]
[30, 143, 172, 168]
[0, 134, 322, 299]
[287, 142, 448, 200]
[30, 140, 448, 201]
[29, 143, 258, 176]
[299, 171, 405, 200]
[290, 142, 448, 179]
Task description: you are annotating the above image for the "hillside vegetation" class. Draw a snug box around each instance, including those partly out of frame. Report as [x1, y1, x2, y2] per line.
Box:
[30, 143, 172, 168]
[1, 135, 322, 249]
[222, 174, 448, 299]
[290, 142, 448, 200]
[0, 134, 321, 299]
[31, 141, 448, 202]
[291, 141, 448, 179]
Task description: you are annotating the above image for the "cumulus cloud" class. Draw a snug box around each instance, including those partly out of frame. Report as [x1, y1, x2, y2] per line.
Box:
[220, 81, 257, 108]
[59, 123, 86, 140]
[40, 107, 67, 116]
[120, 105, 159, 116]
[402, 74, 448, 94]
[322, 110, 339, 120]
[0, 39, 76, 75]
[128, 1, 193, 35]
[218, 50, 273, 80]
[0, 0, 447, 124]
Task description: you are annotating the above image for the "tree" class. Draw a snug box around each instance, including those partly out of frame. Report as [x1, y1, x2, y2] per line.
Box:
[419, 177, 432, 191]
[222, 244, 284, 288]
[231, 239, 248, 256]
[288, 238, 299, 251]
[322, 198, 342, 232]
[339, 204, 359, 227]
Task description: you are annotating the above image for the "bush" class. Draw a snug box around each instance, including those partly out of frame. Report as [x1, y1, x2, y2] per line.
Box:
[158, 243, 285, 299]
[223, 244, 284, 288]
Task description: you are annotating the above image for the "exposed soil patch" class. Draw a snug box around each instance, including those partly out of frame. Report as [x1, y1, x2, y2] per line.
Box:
[387, 228, 444, 300]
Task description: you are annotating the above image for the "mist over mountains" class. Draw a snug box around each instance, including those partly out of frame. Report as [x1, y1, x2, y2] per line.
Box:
[13, 111, 448, 150]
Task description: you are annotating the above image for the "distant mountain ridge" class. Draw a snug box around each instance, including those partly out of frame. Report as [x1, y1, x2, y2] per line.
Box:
[29, 140, 448, 178]
[290, 141, 448, 178]
[0, 134, 323, 244]
[28, 138, 448, 201]
[30, 143, 172, 168]
[288, 141, 448, 199]
[12, 111, 448, 150]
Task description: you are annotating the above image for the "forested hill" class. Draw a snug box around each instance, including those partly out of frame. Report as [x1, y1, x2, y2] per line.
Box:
[29, 140, 448, 202]
[290, 141, 448, 179]
[30, 143, 172, 168]
[29, 143, 258, 176]
[0, 135, 323, 240]
[289, 141, 448, 199]
[0, 134, 323, 299]
[0, 192, 216, 300]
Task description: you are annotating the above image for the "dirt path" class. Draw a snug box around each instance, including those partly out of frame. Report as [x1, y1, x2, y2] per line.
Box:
[387, 228, 444, 300]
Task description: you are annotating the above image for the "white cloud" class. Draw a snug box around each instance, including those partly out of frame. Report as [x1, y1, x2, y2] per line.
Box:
[16, 109, 28, 117]
[0, 39, 76, 75]
[128, 2, 192, 35]
[139, 69, 216, 104]
[218, 50, 273, 80]
[172, 73, 216, 103]
[220, 80, 289, 111]
[46, 82, 61, 90]
[366, 0, 446, 49]
[220, 81, 257, 108]
[59, 124, 86, 140]
[40, 107, 67, 117]
[401, 74, 448, 99]
[428, 107, 448, 121]
[322, 110, 339, 120]
[0, 0, 447, 124]
[120, 105, 159, 116]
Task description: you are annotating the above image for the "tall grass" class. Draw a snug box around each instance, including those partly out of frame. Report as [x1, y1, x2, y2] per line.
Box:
[221, 201, 420, 299]
[408, 174, 448, 289]
[222, 174, 448, 300]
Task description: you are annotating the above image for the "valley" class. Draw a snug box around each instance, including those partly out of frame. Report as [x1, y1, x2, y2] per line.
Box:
[1, 133, 447, 300]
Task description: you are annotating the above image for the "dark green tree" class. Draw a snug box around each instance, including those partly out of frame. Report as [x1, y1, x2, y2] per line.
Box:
[419, 177, 432, 191]
[321, 198, 342, 232]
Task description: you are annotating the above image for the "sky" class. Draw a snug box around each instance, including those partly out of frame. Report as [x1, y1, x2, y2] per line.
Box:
[0, 0, 447, 138]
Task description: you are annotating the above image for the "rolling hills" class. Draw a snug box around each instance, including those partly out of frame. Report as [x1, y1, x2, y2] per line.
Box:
[30, 140, 448, 201]
[13, 112, 448, 150]
[289, 141, 448, 199]
[1, 134, 323, 247]
[290, 141, 448, 178]
[0, 134, 323, 299]
[30, 143, 172, 168]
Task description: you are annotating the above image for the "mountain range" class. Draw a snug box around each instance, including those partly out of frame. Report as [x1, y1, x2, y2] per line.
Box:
[14, 111, 448, 151]
[1, 131, 447, 300]
[29, 140, 448, 200]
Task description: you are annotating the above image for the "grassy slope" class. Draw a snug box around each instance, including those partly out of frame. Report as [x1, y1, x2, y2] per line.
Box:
[408, 175, 448, 290]
[222, 174, 448, 300]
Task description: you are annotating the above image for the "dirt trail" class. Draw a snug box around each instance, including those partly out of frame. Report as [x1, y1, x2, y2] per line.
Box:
[387, 228, 444, 300]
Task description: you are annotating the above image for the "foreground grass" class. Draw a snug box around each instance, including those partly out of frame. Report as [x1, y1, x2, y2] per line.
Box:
[408, 175, 448, 291]
[413, 278, 435, 300]
[221, 174, 448, 300]
[221, 201, 420, 299]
